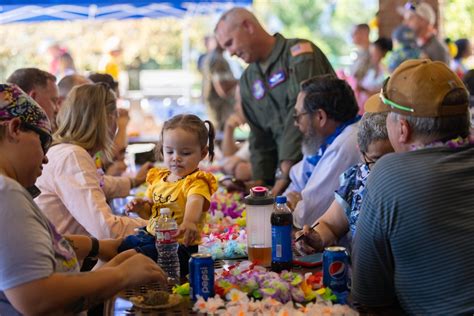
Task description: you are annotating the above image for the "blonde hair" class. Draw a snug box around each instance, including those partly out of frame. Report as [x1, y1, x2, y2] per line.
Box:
[54, 83, 117, 160]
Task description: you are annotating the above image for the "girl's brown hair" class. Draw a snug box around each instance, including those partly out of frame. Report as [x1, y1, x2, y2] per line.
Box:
[160, 114, 215, 162]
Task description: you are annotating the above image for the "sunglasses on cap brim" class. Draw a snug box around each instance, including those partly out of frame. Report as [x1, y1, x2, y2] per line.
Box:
[379, 77, 416, 113]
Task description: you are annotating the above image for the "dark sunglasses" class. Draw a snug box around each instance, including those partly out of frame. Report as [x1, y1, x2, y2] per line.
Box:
[21, 122, 52, 154]
[379, 77, 415, 113]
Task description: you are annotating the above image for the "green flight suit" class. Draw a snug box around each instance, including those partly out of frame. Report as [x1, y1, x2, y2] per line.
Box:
[240, 33, 335, 184]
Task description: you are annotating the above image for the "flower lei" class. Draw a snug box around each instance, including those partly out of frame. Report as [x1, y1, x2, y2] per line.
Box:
[200, 190, 247, 259]
[193, 288, 358, 315]
[184, 262, 358, 315]
[410, 136, 473, 151]
[213, 263, 326, 304]
[94, 152, 105, 188]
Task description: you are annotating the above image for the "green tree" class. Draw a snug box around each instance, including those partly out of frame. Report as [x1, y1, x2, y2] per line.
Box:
[253, 0, 378, 68]
[443, 0, 474, 40]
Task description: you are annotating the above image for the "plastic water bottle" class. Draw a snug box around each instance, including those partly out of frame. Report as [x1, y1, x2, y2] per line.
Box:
[271, 196, 293, 272]
[155, 208, 180, 284]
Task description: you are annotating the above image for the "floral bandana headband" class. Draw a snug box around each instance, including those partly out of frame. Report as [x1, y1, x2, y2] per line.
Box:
[0, 83, 51, 134]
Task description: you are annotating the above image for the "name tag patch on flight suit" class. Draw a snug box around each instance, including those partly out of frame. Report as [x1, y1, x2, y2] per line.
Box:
[252, 79, 265, 100]
[268, 70, 286, 89]
[290, 42, 314, 57]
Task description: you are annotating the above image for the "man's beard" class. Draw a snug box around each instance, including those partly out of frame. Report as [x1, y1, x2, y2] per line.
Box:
[302, 124, 324, 156]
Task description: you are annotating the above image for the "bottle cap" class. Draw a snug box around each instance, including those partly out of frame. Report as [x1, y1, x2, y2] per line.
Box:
[244, 186, 274, 205]
[250, 186, 268, 197]
[275, 196, 287, 204]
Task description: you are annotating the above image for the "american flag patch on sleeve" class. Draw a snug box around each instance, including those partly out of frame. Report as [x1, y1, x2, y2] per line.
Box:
[290, 42, 314, 57]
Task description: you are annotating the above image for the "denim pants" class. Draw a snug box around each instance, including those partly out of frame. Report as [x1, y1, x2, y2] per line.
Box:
[118, 228, 198, 277]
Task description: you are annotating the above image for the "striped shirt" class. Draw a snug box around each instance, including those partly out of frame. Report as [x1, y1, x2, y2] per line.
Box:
[352, 145, 474, 315]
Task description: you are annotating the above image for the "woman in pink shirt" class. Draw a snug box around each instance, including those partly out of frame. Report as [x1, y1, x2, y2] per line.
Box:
[36, 83, 147, 239]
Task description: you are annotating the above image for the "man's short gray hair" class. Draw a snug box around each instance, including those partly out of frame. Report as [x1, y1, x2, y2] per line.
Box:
[389, 112, 471, 142]
[358, 112, 389, 153]
[389, 86, 471, 142]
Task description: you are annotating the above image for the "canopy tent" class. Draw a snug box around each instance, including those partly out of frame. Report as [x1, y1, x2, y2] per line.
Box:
[0, 0, 251, 76]
[0, 0, 251, 24]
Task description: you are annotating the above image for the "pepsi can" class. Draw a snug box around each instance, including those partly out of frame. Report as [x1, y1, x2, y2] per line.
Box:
[189, 253, 215, 300]
[323, 246, 349, 293]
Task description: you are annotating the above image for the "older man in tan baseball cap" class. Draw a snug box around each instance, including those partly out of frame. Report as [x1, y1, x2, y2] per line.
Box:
[352, 59, 473, 314]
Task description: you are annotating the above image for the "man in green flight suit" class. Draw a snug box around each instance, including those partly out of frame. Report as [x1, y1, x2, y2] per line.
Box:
[215, 7, 335, 194]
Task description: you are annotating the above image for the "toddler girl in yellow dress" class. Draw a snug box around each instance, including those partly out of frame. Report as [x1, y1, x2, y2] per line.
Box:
[119, 114, 217, 276]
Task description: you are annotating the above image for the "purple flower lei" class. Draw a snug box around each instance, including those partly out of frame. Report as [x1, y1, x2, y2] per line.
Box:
[410, 136, 473, 151]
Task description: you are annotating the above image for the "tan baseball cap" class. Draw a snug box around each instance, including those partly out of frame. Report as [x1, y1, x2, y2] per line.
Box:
[365, 59, 468, 117]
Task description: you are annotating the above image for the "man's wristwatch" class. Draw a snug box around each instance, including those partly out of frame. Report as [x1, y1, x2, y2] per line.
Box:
[86, 237, 99, 258]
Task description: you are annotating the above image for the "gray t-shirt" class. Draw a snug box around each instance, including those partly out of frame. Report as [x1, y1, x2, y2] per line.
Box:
[352, 146, 474, 314]
[0, 176, 80, 315]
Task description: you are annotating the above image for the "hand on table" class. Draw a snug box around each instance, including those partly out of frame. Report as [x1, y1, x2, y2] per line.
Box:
[118, 252, 167, 288]
[294, 224, 324, 255]
[177, 221, 198, 246]
[101, 249, 136, 268]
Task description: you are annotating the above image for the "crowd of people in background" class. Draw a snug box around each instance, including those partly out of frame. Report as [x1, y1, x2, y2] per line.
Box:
[0, 1, 473, 315]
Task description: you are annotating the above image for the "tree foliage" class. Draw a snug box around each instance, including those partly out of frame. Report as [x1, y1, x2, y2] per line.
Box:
[0, 1, 471, 81]
[253, 0, 473, 68]
[443, 0, 474, 40]
[253, 0, 378, 68]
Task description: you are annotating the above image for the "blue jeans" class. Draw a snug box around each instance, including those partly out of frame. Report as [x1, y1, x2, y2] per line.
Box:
[118, 227, 198, 277]
[118, 228, 157, 260]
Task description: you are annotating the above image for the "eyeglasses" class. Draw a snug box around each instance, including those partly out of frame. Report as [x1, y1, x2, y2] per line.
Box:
[21, 122, 52, 154]
[379, 77, 415, 113]
[293, 111, 309, 124]
[362, 152, 376, 170]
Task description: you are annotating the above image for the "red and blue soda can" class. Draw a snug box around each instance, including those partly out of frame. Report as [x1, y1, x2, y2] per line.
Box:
[323, 246, 349, 293]
[189, 253, 215, 300]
